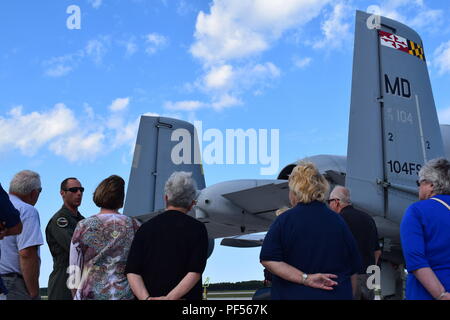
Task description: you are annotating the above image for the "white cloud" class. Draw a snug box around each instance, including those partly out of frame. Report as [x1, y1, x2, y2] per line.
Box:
[293, 56, 312, 69]
[84, 103, 95, 119]
[177, 0, 196, 16]
[45, 64, 73, 77]
[143, 112, 160, 117]
[434, 41, 450, 75]
[198, 62, 280, 100]
[0, 98, 151, 162]
[43, 37, 110, 77]
[43, 52, 83, 78]
[180, 0, 329, 113]
[50, 132, 105, 162]
[313, 2, 351, 50]
[123, 39, 138, 56]
[0, 104, 77, 155]
[190, 0, 331, 64]
[204, 65, 234, 90]
[88, 0, 102, 9]
[377, 0, 444, 31]
[248, 62, 280, 80]
[164, 100, 207, 111]
[408, 8, 443, 30]
[145, 33, 168, 55]
[108, 97, 130, 112]
[164, 95, 243, 112]
[85, 39, 108, 65]
[211, 94, 242, 110]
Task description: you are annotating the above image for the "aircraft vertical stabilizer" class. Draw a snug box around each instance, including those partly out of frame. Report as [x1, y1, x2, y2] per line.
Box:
[124, 116, 206, 217]
[347, 11, 444, 224]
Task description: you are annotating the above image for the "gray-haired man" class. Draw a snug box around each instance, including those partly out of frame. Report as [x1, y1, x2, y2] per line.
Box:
[126, 171, 209, 300]
[0, 170, 44, 300]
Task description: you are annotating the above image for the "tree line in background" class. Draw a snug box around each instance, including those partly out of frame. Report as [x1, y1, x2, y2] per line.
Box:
[39, 280, 265, 296]
[207, 280, 264, 291]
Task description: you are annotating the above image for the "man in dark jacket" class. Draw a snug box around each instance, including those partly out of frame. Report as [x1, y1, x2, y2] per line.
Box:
[328, 186, 381, 300]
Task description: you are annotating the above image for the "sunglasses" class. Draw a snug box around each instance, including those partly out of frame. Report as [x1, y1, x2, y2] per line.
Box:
[327, 198, 339, 204]
[63, 187, 85, 193]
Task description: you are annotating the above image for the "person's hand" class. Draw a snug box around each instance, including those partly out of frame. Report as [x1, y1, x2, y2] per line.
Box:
[439, 292, 450, 300]
[304, 273, 338, 290]
[149, 296, 169, 300]
[0, 222, 6, 240]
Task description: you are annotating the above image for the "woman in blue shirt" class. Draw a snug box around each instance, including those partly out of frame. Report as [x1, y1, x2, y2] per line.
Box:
[401, 158, 450, 300]
[260, 162, 361, 300]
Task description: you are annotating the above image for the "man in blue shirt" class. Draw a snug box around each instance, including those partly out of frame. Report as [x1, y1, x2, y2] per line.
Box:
[0, 170, 44, 300]
[0, 183, 22, 299]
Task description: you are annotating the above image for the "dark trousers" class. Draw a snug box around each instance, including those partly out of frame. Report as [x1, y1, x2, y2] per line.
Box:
[48, 267, 73, 300]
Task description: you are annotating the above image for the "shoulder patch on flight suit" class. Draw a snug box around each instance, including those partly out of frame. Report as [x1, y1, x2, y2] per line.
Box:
[56, 217, 69, 228]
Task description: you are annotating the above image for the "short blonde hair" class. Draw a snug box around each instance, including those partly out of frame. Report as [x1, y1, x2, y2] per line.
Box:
[288, 161, 329, 204]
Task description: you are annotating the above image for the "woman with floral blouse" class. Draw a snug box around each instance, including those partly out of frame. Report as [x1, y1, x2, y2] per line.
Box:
[69, 175, 140, 300]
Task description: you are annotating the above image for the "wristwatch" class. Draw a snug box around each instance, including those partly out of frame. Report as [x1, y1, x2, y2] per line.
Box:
[302, 273, 308, 285]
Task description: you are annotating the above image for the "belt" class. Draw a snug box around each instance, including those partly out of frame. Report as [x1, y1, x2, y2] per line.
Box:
[1, 273, 23, 279]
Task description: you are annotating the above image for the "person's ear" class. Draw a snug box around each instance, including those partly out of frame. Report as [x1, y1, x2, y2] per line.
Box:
[164, 195, 169, 206]
[188, 200, 196, 211]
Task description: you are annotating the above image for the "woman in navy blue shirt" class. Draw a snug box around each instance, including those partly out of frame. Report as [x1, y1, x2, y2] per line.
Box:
[260, 162, 361, 300]
[401, 158, 450, 300]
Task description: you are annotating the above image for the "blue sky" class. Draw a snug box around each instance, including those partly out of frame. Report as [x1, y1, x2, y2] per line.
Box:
[1, 0, 450, 287]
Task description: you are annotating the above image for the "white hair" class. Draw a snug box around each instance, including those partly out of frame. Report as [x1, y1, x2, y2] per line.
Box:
[164, 171, 197, 209]
[330, 185, 351, 205]
[9, 170, 41, 195]
[419, 158, 450, 195]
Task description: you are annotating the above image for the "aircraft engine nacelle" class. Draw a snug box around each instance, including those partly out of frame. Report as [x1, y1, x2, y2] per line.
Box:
[277, 155, 347, 188]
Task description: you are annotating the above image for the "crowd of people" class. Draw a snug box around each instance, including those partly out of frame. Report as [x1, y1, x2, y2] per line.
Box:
[0, 158, 449, 300]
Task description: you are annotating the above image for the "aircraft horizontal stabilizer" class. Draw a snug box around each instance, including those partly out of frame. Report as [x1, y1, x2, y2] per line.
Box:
[222, 181, 289, 214]
[220, 233, 266, 248]
[133, 210, 164, 223]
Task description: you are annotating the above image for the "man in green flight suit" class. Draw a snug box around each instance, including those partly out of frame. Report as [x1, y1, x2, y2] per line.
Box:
[46, 178, 85, 300]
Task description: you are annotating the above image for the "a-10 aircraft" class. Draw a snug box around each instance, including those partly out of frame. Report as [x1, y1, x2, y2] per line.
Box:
[123, 11, 450, 298]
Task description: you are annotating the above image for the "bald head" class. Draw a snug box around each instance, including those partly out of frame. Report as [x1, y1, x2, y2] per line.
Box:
[328, 186, 351, 213]
[330, 186, 351, 204]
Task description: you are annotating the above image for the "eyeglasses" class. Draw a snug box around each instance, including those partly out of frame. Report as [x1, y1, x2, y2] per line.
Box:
[416, 180, 430, 187]
[327, 198, 339, 205]
[63, 187, 85, 193]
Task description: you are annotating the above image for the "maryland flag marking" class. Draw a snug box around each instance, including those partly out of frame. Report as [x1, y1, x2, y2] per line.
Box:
[379, 30, 426, 62]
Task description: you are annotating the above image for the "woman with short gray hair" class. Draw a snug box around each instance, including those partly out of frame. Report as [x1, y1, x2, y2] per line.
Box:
[164, 171, 197, 209]
[401, 158, 450, 300]
[126, 171, 208, 300]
